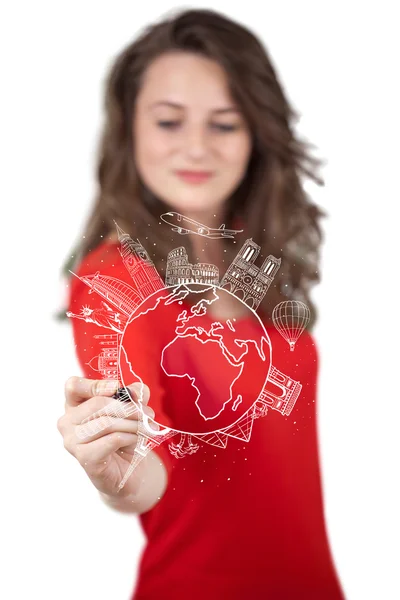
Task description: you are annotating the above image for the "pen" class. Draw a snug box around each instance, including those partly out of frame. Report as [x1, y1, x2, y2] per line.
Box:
[112, 386, 134, 403]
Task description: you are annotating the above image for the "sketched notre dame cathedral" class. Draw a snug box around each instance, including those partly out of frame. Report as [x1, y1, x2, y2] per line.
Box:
[220, 239, 281, 311]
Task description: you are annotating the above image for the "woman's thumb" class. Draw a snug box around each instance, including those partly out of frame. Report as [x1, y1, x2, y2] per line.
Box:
[127, 381, 150, 405]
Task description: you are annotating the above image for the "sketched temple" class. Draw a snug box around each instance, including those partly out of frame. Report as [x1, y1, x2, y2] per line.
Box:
[85, 333, 121, 380]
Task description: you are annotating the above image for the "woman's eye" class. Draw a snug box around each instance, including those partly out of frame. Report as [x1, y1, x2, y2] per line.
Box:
[156, 121, 239, 132]
[213, 124, 239, 132]
[157, 120, 180, 129]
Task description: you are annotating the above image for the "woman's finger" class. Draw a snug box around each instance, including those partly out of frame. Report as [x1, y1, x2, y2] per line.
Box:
[71, 382, 150, 424]
[75, 405, 156, 441]
[75, 415, 141, 443]
[73, 396, 138, 425]
[65, 376, 119, 409]
[75, 432, 139, 469]
[128, 382, 151, 405]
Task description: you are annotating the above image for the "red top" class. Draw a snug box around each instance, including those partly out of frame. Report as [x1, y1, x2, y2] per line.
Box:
[68, 240, 345, 600]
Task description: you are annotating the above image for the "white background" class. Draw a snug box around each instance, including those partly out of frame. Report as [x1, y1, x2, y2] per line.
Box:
[1, 2, 399, 599]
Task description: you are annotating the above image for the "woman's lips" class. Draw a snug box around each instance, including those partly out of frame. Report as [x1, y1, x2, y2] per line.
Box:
[175, 170, 213, 184]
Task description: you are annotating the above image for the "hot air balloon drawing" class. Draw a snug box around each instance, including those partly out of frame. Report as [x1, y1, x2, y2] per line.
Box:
[272, 301, 310, 351]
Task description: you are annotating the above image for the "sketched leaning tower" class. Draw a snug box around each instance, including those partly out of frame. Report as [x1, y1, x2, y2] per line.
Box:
[114, 222, 165, 299]
[220, 239, 281, 310]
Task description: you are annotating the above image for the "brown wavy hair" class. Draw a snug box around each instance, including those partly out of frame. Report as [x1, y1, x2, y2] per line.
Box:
[58, 7, 326, 330]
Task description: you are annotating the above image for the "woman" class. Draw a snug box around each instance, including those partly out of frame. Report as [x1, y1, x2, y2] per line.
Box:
[57, 8, 345, 599]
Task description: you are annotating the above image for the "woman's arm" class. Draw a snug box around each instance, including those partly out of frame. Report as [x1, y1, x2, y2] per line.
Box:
[67, 241, 174, 506]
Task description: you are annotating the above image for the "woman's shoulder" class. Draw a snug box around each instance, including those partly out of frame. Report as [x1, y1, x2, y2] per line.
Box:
[68, 236, 125, 308]
[75, 235, 120, 276]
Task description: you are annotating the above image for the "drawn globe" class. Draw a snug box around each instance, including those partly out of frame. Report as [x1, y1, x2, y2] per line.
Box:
[119, 283, 272, 436]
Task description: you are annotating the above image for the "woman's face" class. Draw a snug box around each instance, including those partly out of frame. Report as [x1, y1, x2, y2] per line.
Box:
[133, 51, 252, 222]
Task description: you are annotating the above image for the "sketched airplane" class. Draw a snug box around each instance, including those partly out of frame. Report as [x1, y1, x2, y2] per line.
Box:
[160, 211, 243, 239]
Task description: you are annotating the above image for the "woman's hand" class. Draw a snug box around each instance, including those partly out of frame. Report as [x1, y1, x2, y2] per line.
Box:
[57, 377, 157, 499]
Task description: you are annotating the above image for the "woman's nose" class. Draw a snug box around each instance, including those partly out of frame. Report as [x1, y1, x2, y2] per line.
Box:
[183, 126, 209, 159]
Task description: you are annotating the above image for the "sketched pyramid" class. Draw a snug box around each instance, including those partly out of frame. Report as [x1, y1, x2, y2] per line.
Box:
[219, 408, 256, 442]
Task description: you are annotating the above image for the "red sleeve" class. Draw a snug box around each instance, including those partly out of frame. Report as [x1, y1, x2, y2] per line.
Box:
[67, 241, 174, 479]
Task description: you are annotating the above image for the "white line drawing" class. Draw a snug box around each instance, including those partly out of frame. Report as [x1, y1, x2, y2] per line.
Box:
[118, 415, 177, 491]
[67, 302, 128, 333]
[160, 211, 243, 238]
[272, 301, 310, 351]
[81, 334, 121, 422]
[166, 246, 219, 286]
[114, 222, 165, 297]
[69, 270, 143, 316]
[160, 286, 269, 426]
[169, 434, 200, 458]
[219, 238, 281, 311]
[85, 334, 121, 380]
[75, 398, 136, 438]
[68, 223, 165, 325]
[70, 221, 303, 491]
[257, 366, 302, 415]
